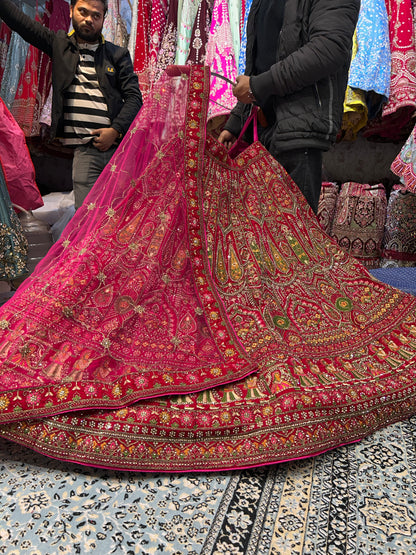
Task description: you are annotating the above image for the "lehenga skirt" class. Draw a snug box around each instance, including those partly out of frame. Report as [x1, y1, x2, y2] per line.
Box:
[0, 66, 415, 472]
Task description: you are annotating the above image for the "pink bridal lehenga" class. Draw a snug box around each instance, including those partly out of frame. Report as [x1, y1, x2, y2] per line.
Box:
[1, 66, 416, 471]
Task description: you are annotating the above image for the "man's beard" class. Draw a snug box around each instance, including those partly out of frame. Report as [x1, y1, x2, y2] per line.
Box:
[72, 19, 102, 43]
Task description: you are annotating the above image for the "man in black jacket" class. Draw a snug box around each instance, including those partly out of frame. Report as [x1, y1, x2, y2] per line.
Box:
[219, 0, 360, 214]
[0, 0, 142, 209]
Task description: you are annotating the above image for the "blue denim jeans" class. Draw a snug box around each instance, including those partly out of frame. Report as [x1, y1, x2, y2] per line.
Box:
[275, 148, 323, 214]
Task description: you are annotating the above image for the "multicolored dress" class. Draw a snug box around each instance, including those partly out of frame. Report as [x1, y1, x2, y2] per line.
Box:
[0, 66, 415, 472]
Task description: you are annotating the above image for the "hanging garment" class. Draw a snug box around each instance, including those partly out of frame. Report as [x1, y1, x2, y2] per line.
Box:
[175, 0, 202, 64]
[133, 0, 152, 95]
[151, 0, 179, 82]
[0, 161, 28, 281]
[205, 0, 238, 119]
[342, 0, 390, 141]
[364, 0, 416, 140]
[32, 0, 70, 137]
[0, 2, 34, 109]
[127, 0, 139, 63]
[10, 11, 41, 137]
[317, 181, 339, 235]
[186, 0, 212, 65]
[0, 21, 12, 84]
[238, 0, 253, 75]
[228, 0, 241, 65]
[348, 0, 391, 100]
[381, 185, 416, 267]
[103, 0, 122, 44]
[148, 0, 169, 81]
[391, 123, 416, 192]
[330, 182, 387, 269]
[0, 98, 43, 211]
[0, 66, 416, 472]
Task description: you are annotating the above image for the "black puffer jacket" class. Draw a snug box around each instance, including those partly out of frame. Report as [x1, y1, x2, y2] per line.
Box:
[0, 0, 142, 140]
[225, 0, 360, 154]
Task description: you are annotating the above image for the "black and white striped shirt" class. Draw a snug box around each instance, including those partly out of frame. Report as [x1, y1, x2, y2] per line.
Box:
[62, 42, 111, 146]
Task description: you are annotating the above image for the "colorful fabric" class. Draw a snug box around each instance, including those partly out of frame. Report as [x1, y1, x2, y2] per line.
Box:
[0, 67, 416, 472]
[186, 0, 212, 65]
[342, 32, 369, 141]
[205, 0, 238, 118]
[348, 0, 391, 99]
[175, 0, 202, 65]
[148, 0, 169, 82]
[228, 0, 241, 65]
[0, 3, 33, 109]
[133, 0, 152, 95]
[317, 181, 339, 234]
[151, 0, 179, 83]
[9, 11, 40, 137]
[391, 123, 416, 192]
[383, 0, 416, 117]
[0, 161, 28, 281]
[0, 21, 12, 84]
[381, 185, 416, 267]
[32, 0, 70, 137]
[238, 0, 253, 75]
[364, 0, 416, 140]
[0, 98, 43, 212]
[330, 181, 387, 269]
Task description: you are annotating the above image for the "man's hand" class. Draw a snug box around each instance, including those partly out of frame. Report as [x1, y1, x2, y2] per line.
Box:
[91, 127, 120, 151]
[232, 75, 255, 104]
[218, 129, 236, 149]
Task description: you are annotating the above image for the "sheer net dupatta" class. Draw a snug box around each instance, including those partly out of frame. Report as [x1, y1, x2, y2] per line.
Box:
[0, 65, 255, 422]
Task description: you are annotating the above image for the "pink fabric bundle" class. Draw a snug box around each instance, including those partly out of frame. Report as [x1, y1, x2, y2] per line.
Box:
[0, 98, 43, 211]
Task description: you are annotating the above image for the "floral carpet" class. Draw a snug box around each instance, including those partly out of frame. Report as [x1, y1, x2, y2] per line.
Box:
[1, 416, 416, 554]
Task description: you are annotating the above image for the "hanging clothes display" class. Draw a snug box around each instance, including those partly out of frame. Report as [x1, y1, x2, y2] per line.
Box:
[151, 0, 179, 82]
[186, 0, 212, 64]
[205, 0, 238, 119]
[0, 98, 43, 212]
[391, 122, 416, 192]
[228, 0, 241, 67]
[363, 0, 416, 140]
[0, 161, 28, 282]
[238, 0, 252, 75]
[175, 0, 202, 65]
[133, 0, 152, 94]
[0, 66, 415, 471]
[0, 2, 34, 109]
[0, 19, 12, 84]
[148, 0, 169, 81]
[10, 9, 41, 137]
[32, 0, 70, 136]
[103, 0, 128, 46]
[381, 185, 416, 267]
[342, 0, 391, 141]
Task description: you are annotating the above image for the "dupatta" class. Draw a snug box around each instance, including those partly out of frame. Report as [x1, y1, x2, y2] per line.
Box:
[0, 66, 416, 472]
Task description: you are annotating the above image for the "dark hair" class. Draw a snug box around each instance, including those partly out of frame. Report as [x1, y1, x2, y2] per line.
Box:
[70, 0, 108, 15]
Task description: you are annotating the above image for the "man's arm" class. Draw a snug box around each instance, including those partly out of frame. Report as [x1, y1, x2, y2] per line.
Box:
[251, 0, 360, 104]
[0, 0, 54, 56]
[110, 50, 143, 137]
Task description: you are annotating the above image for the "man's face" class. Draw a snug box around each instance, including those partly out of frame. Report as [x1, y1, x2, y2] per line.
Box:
[70, 0, 105, 43]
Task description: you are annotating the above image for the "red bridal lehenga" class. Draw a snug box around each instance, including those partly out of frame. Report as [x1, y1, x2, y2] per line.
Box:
[1, 66, 416, 471]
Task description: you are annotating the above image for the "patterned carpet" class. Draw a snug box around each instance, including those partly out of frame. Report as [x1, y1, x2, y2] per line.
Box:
[1, 416, 416, 554]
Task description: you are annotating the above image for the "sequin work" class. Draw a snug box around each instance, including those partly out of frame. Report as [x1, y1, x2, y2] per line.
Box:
[0, 66, 416, 472]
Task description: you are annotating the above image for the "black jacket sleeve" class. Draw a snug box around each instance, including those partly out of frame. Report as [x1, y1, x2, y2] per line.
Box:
[250, 0, 361, 103]
[0, 0, 54, 56]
